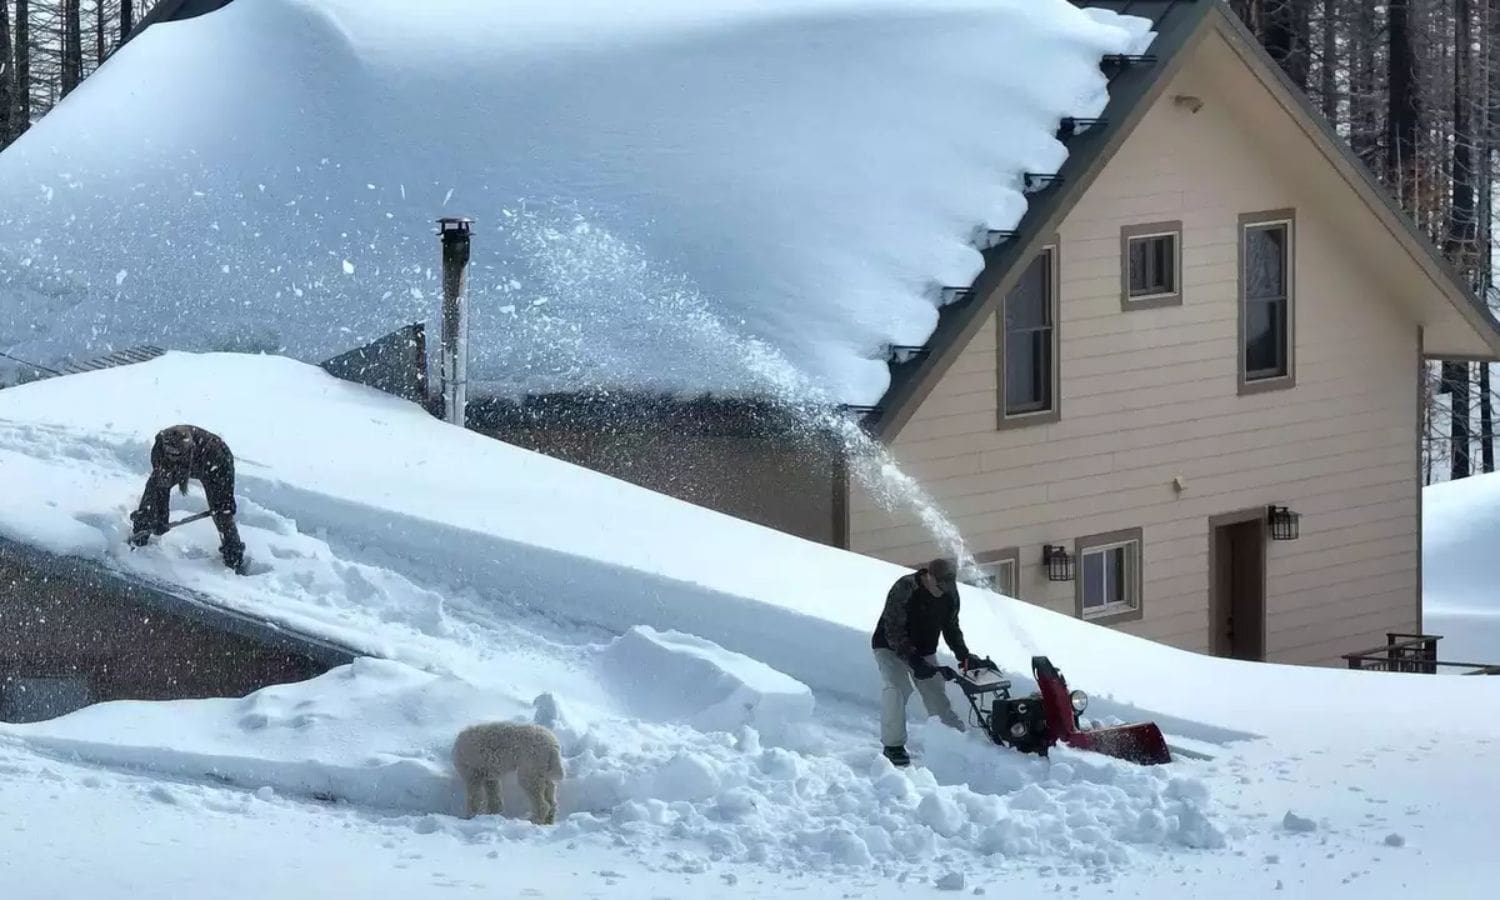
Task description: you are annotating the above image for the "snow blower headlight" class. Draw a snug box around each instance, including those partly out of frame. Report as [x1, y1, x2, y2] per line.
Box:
[1070, 690, 1089, 713]
[1008, 721, 1029, 738]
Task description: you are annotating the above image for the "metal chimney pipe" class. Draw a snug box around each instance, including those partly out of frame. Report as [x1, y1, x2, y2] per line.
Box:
[437, 216, 473, 427]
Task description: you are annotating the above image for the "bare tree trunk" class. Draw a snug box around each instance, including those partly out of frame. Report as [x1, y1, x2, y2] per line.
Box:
[1448, 0, 1477, 272]
[120, 0, 132, 46]
[94, 0, 105, 67]
[0, 1, 13, 145]
[1389, 0, 1421, 197]
[61, 0, 82, 96]
[1265, 0, 1312, 90]
[1320, 0, 1338, 122]
[1349, 3, 1380, 169]
[1447, 362, 1473, 480]
[14, 0, 28, 134]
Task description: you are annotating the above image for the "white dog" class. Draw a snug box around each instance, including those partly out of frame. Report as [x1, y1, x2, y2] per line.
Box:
[451, 721, 564, 824]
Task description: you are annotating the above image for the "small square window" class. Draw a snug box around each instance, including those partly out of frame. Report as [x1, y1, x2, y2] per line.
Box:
[1073, 529, 1144, 625]
[1120, 222, 1182, 310]
[965, 549, 1020, 597]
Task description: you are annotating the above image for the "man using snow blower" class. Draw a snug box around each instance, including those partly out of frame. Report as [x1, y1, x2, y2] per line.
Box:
[871, 558, 984, 767]
[128, 424, 247, 574]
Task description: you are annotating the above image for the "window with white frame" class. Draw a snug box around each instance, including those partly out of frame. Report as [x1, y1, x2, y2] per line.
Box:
[1074, 529, 1143, 624]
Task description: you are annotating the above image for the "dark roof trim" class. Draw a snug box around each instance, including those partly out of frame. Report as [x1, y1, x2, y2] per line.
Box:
[870, 0, 1215, 442]
[1203, 4, 1500, 358]
[123, 0, 235, 45]
[0, 536, 359, 669]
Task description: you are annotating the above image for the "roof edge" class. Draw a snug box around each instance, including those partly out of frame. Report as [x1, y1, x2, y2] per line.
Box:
[0, 536, 360, 668]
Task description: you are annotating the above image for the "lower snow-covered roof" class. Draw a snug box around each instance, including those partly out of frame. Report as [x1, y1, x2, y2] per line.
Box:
[0, 0, 1151, 406]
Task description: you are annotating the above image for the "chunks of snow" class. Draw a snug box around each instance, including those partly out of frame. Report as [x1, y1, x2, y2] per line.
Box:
[935, 871, 966, 892]
[1282, 811, 1318, 834]
[599, 626, 814, 735]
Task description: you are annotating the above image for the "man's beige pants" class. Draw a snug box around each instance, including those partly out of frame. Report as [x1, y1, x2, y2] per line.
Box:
[873, 648, 964, 747]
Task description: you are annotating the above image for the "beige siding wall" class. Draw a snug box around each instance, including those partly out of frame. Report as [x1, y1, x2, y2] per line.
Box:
[849, 54, 1420, 666]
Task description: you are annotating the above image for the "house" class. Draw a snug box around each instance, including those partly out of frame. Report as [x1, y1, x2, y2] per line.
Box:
[48, 0, 1500, 668]
[844, 0, 1500, 667]
[0, 537, 356, 723]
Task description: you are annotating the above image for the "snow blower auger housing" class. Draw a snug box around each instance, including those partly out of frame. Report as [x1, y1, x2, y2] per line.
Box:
[939, 656, 1171, 766]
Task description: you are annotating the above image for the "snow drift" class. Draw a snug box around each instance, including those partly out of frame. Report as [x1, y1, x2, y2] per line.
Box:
[1423, 471, 1500, 666]
[0, 0, 1151, 404]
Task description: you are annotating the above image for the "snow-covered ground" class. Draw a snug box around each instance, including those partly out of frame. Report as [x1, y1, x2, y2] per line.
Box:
[0, 0, 1151, 404]
[1423, 471, 1500, 667]
[2, 352, 1499, 898]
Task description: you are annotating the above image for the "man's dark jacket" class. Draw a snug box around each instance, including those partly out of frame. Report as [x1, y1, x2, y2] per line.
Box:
[871, 569, 971, 661]
[130, 425, 244, 563]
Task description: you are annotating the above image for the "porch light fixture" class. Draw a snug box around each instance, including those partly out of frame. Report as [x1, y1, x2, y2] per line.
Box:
[1267, 505, 1300, 541]
[1042, 544, 1074, 582]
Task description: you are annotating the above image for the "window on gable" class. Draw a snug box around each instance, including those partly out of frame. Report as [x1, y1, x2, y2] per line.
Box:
[1074, 529, 1143, 625]
[1239, 212, 1295, 392]
[1121, 222, 1182, 309]
[1000, 246, 1058, 424]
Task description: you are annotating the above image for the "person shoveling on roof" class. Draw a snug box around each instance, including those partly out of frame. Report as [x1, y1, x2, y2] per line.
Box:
[870, 557, 985, 767]
[128, 424, 247, 574]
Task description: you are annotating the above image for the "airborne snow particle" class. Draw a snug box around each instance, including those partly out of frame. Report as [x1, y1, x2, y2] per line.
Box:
[115, 270, 128, 285]
[342, 259, 355, 275]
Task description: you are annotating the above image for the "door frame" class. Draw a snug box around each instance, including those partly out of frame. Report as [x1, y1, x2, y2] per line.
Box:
[1207, 508, 1269, 660]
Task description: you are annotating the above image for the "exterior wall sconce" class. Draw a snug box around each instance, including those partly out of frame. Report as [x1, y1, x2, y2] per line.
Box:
[1042, 544, 1074, 582]
[1268, 505, 1301, 541]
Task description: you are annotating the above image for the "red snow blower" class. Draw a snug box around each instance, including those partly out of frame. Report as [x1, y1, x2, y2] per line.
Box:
[938, 655, 1171, 766]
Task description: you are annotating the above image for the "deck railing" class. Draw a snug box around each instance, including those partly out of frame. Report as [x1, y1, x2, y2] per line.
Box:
[1342, 633, 1500, 676]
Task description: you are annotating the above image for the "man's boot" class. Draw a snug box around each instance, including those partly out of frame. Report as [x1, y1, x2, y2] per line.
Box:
[882, 745, 911, 767]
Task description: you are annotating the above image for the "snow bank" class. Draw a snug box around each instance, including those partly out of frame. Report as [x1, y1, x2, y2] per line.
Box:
[3, 351, 1497, 744]
[3, 661, 1230, 876]
[599, 626, 814, 736]
[1423, 472, 1500, 666]
[0, 0, 1150, 404]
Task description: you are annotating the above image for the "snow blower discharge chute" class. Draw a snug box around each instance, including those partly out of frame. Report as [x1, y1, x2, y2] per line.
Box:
[937, 656, 1172, 766]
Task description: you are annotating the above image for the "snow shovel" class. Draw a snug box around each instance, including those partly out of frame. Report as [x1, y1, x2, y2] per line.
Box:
[128, 509, 214, 547]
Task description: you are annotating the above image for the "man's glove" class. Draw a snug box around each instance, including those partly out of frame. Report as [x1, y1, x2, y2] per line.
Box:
[961, 654, 987, 672]
[127, 529, 152, 548]
[907, 655, 938, 680]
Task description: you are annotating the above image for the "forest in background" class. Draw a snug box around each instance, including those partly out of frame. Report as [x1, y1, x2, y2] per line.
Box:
[0, 0, 1497, 483]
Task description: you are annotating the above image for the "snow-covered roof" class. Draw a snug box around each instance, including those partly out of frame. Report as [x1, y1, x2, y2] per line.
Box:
[0, 0, 1151, 405]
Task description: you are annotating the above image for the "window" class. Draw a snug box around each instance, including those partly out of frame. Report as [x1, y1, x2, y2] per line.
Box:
[966, 548, 1020, 597]
[999, 244, 1060, 427]
[1120, 222, 1182, 309]
[1073, 528, 1143, 625]
[1239, 210, 1296, 393]
[0, 673, 93, 724]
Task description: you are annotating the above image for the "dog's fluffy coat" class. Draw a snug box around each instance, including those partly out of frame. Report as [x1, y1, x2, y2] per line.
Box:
[451, 721, 564, 824]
